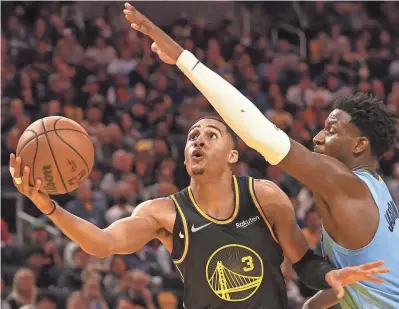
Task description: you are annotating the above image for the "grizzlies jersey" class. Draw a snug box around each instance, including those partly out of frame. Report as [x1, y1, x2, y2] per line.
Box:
[170, 176, 287, 309]
[322, 169, 399, 309]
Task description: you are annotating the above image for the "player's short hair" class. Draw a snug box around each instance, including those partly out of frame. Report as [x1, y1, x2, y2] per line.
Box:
[334, 93, 397, 158]
[190, 115, 239, 148]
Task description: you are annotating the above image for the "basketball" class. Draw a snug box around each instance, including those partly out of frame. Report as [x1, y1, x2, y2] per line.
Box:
[16, 116, 94, 195]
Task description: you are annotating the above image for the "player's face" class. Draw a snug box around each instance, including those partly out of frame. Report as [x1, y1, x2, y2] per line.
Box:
[184, 119, 238, 177]
[313, 109, 365, 165]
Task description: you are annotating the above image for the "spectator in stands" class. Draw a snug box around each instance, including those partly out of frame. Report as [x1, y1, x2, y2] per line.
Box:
[65, 181, 106, 228]
[20, 292, 58, 309]
[301, 208, 323, 250]
[4, 268, 37, 309]
[105, 181, 135, 225]
[103, 255, 129, 293]
[26, 220, 63, 269]
[24, 247, 57, 288]
[66, 291, 85, 309]
[115, 297, 137, 309]
[58, 243, 90, 291]
[81, 275, 109, 309]
[100, 150, 134, 194]
[1, 219, 11, 247]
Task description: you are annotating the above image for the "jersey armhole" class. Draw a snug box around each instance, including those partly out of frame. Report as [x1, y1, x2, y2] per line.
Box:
[248, 177, 280, 244]
[170, 195, 189, 264]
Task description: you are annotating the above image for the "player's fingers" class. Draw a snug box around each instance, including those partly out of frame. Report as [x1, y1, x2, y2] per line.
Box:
[22, 166, 30, 185]
[12, 157, 24, 189]
[367, 267, 390, 275]
[336, 286, 345, 299]
[9, 153, 16, 176]
[30, 179, 42, 200]
[365, 276, 384, 284]
[359, 260, 385, 270]
[330, 281, 345, 300]
[14, 156, 22, 178]
[124, 2, 134, 11]
[328, 279, 341, 298]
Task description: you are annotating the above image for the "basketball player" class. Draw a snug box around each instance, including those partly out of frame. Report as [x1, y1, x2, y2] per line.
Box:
[10, 114, 389, 309]
[121, 3, 398, 308]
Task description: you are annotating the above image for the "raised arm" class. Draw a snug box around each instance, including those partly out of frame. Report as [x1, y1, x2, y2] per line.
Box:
[122, 3, 365, 202]
[253, 179, 389, 298]
[9, 154, 172, 258]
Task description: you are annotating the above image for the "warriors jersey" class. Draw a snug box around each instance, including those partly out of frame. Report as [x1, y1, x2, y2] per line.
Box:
[170, 176, 287, 309]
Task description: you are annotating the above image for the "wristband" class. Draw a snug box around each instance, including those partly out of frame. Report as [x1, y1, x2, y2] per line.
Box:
[43, 200, 57, 216]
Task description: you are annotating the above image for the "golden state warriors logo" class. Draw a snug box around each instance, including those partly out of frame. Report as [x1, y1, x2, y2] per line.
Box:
[206, 244, 263, 302]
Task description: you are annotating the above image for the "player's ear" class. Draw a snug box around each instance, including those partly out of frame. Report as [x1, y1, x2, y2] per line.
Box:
[228, 150, 239, 164]
[354, 136, 369, 156]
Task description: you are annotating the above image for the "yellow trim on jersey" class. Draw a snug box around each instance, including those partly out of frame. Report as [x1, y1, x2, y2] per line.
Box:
[248, 177, 279, 244]
[173, 262, 184, 282]
[171, 195, 189, 264]
[188, 176, 240, 224]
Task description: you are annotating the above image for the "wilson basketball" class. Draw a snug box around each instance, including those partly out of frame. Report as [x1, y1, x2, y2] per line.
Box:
[16, 116, 94, 195]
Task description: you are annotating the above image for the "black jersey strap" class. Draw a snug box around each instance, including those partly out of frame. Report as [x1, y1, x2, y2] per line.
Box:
[292, 249, 337, 290]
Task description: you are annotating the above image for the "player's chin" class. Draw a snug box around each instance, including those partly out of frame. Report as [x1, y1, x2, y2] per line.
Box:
[191, 163, 206, 176]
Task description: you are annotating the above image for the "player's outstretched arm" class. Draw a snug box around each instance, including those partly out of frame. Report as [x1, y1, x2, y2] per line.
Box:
[254, 180, 390, 298]
[302, 290, 338, 309]
[9, 154, 166, 258]
[122, 3, 364, 201]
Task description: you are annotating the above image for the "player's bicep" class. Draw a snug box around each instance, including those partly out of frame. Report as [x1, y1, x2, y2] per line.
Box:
[273, 202, 309, 263]
[278, 139, 365, 199]
[255, 180, 309, 263]
[105, 201, 160, 255]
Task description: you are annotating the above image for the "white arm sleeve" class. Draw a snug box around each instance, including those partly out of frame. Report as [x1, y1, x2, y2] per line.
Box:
[176, 50, 291, 165]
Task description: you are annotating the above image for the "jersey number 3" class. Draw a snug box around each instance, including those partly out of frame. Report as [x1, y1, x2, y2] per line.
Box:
[241, 256, 254, 272]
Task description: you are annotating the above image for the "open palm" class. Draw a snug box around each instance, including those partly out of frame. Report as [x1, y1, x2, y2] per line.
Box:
[123, 2, 182, 64]
[326, 260, 389, 299]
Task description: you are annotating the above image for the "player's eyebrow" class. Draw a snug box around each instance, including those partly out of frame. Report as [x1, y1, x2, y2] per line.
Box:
[324, 117, 338, 127]
[188, 124, 223, 134]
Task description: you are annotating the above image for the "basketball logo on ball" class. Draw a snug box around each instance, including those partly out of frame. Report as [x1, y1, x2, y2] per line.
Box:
[16, 116, 94, 195]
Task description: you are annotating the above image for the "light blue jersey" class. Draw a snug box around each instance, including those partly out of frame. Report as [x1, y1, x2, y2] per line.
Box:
[322, 169, 399, 309]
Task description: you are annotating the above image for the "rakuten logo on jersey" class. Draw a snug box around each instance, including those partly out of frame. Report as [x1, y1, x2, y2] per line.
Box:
[236, 216, 260, 228]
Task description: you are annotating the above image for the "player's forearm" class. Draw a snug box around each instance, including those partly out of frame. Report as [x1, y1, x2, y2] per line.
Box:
[292, 250, 336, 290]
[46, 201, 113, 257]
[176, 50, 291, 165]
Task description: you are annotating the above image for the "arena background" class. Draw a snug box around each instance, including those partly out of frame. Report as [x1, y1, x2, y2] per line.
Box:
[1, 1, 398, 309]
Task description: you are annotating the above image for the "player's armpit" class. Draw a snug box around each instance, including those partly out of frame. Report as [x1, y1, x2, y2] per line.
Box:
[253, 179, 309, 263]
[105, 198, 171, 255]
[302, 290, 339, 309]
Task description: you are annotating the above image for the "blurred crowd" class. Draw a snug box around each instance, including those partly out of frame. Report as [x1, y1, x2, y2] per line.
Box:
[1, 2, 398, 309]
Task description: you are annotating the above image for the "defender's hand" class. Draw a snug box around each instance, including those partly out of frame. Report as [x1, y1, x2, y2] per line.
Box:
[325, 260, 389, 299]
[9, 153, 53, 214]
[123, 2, 184, 64]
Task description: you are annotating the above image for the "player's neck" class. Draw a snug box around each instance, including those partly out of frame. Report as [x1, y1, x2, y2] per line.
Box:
[190, 172, 235, 219]
[350, 157, 378, 173]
